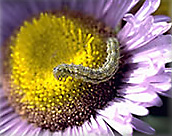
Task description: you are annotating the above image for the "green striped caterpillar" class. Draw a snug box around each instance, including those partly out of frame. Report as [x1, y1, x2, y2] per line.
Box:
[53, 37, 120, 84]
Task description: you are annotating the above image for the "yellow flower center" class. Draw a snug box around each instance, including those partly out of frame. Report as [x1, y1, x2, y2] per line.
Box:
[5, 11, 117, 131]
[10, 12, 107, 110]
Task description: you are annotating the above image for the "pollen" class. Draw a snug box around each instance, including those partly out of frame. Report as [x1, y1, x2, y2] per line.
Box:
[5, 11, 117, 132]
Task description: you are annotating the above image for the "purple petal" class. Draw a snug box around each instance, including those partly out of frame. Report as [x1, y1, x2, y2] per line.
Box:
[82, 0, 95, 15]
[158, 89, 172, 98]
[151, 82, 172, 91]
[0, 0, 63, 45]
[0, 100, 9, 109]
[103, 0, 139, 28]
[146, 71, 171, 83]
[135, 0, 160, 20]
[131, 117, 155, 135]
[67, 0, 78, 10]
[0, 113, 18, 127]
[3, 121, 27, 136]
[139, 95, 163, 107]
[154, 15, 171, 23]
[96, 116, 109, 131]
[41, 130, 52, 136]
[120, 85, 148, 94]
[130, 35, 172, 55]
[62, 127, 72, 136]
[20, 124, 33, 136]
[131, 35, 172, 67]
[94, 0, 107, 19]
[71, 126, 79, 136]
[103, 118, 133, 136]
[124, 91, 159, 103]
[106, 124, 120, 136]
[119, 15, 171, 51]
[0, 107, 14, 117]
[28, 128, 42, 136]
[0, 117, 21, 134]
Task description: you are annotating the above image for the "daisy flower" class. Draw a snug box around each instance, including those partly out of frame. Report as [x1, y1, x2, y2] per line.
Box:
[0, 0, 171, 136]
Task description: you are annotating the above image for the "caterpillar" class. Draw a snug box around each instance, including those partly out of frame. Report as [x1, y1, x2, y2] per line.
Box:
[53, 37, 120, 84]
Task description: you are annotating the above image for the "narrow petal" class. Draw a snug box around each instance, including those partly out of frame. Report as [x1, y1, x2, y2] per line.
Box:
[98, 102, 133, 135]
[82, 0, 94, 15]
[27, 127, 41, 136]
[120, 85, 148, 94]
[118, 14, 171, 50]
[124, 91, 159, 103]
[96, 116, 109, 133]
[0, 0, 63, 44]
[131, 117, 155, 135]
[158, 89, 172, 98]
[0, 113, 18, 128]
[116, 101, 149, 116]
[131, 35, 172, 63]
[138, 95, 163, 107]
[20, 124, 33, 136]
[82, 122, 90, 136]
[8, 121, 28, 136]
[0, 117, 21, 134]
[52, 131, 62, 136]
[135, 0, 160, 20]
[103, 0, 140, 28]
[40, 130, 52, 136]
[103, 118, 133, 136]
[154, 15, 171, 23]
[0, 107, 13, 117]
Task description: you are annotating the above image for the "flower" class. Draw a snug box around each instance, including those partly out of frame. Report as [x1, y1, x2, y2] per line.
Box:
[0, 0, 171, 136]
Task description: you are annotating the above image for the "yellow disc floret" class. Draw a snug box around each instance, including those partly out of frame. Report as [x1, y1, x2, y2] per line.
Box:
[9, 12, 107, 112]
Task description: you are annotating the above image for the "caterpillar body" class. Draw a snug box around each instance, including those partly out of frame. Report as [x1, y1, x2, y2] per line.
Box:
[53, 38, 120, 84]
